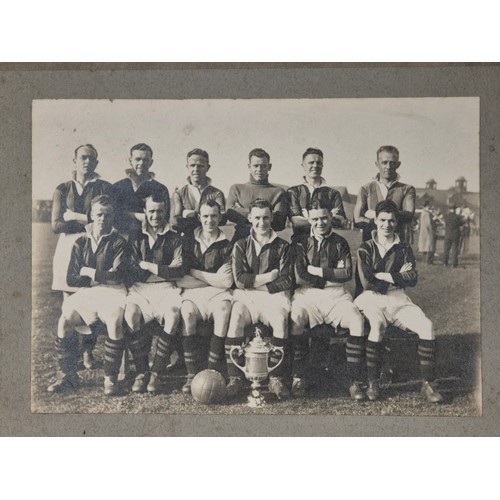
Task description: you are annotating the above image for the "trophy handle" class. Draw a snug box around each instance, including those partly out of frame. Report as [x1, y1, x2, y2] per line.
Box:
[229, 346, 246, 374]
[267, 346, 284, 374]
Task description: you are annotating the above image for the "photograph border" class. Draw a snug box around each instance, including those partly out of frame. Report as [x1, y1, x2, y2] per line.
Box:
[2, 63, 498, 436]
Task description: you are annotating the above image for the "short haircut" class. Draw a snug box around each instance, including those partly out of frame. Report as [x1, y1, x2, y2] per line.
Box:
[249, 198, 273, 213]
[91, 194, 113, 209]
[309, 199, 332, 212]
[187, 148, 209, 162]
[248, 148, 270, 162]
[376, 145, 399, 160]
[302, 147, 323, 160]
[130, 143, 153, 157]
[144, 192, 168, 207]
[199, 199, 222, 213]
[74, 144, 98, 159]
[375, 199, 398, 217]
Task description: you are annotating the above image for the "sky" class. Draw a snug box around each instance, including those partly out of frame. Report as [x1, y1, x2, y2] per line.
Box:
[32, 98, 479, 200]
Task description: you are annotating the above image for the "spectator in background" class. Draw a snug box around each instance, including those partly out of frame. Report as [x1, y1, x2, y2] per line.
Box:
[443, 203, 465, 268]
[418, 200, 437, 264]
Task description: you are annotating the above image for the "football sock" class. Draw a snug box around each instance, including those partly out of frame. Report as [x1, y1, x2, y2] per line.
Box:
[366, 340, 383, 382]
[291, 334, 309, 379]
[104, 337, 126, 378]
[55, 334, 79, 376]
[346, 335, 365, 382]
[150, 331, 175, 375]
[225, 337, 244, 378]
[418, 339, 437, 382]
[208, 335, 225, 370]
[127, 329, 152, 376]
[182, 335, 198, 378]
[270, 337, 287, 378]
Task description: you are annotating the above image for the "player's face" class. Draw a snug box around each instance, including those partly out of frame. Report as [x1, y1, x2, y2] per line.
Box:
[91, 203, 114, 233]
[375, 211, 397, 237]
[129, 149, 153, 177]
[199, 205, 221, 233]
[248, 156, 271, 182]
[144, 200, 167, 228]
[187, 155, 210, 183]
[248, 207, 273, 236]
[73, 146, 98, 176]
[302, 154, 323, 180]
[309, 208, 332, 235]
[376, 151, 400, 181]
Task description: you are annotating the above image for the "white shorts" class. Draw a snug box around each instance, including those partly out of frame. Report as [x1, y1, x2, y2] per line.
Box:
[52, 232, 83, 293]
[62, 283, 127, 326]
[354, 289, 433, 338]
[181, 287, 232, 322]
[126, 281, 182, 325]
[292, 286, 362, 328]
[232, 289, 290, 326]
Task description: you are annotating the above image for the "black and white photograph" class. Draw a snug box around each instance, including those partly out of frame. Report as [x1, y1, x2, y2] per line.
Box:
[31, 97, 480, 416]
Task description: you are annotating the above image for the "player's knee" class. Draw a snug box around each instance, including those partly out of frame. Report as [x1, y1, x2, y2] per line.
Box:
[416, 318, 434, 340]
[230, 302, 247, 322]
[124, 305, 141, 332]
[217, 300, 232, 316]
[290, 308, 307, 335]
[342, 310, 365, 336]
[181, 300, 198, 320]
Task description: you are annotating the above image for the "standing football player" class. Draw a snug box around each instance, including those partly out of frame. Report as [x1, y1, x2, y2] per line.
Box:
[354, 146, 416, 242]
[47, 195, 129, 396]
[111, 143, 170, 233]
[287, 147, 347, 241]
[177, 200, 233, 394]
[124, 193, 186, 394]
[226, 148, 289, 243]
[354, 200, 443, 403]
[172, 148, 226, 235]
[225, 199, 293, 400]
[290, 200, 365, 400]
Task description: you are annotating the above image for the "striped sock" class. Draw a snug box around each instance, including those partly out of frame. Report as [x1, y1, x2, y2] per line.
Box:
[182, 336, 198, 378]
[346, 336, 365, 383]
[127, 330, 152, 376]
[292, 334, 309, 379]
[55, 334, 79, 376]
[104, 338, 126, 378]
[366, 340, 383, 382]
[418, 339, 436, 382]
[208, 335, 225, 371]
[150, 332, 175, 374]
[225, 337, 244, 378]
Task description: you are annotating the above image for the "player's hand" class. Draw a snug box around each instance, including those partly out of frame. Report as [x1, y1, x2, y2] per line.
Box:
[63, 210, 76, 221]
[80, 266, 95, 278]
[170, 257, 183, 268]
[400, 262, 413, 272]
[301, 208, 309, 218]
[268, 269, 279, 281]
[182, 209, 196, 218]
[307, 265, 323, 277]
[139, 260, 152, 271]
[133, 213, 146, 222]
[365, 209, 376, 220]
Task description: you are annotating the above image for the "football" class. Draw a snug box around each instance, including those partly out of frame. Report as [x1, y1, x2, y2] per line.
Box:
[190, 369, 227, 405]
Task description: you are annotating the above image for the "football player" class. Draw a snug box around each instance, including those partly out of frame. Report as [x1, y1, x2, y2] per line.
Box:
[177, 200, 233, 394]
[47, 195, 129, 396]
[172, 148, 226, 235]
[226, 148, 289, 243]
[287, 147, 347, 241]
[290, 200, 366, 400]
[354, 145, 416, 242]
[225, 199, 293, 399]
[354, 199, 443, 403]
[124, 193, 186, 394]
[111, 143, 170, 233]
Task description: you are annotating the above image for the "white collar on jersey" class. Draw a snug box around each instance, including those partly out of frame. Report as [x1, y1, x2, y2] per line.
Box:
[372, 230, 401, 257]
[194, 226, 227, 253]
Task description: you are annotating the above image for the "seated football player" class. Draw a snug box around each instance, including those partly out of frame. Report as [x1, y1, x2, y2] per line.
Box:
[124, 193, 186, 394]
[172, 148, 226, 235]
[354, 199, 443, 403]
[177, 200, 234, 394]
[111, 143, 170, 233]
[225, 199, 293, 400]
[290, 200, 365, 400]
[287, 147, 347, 241]
[47, 195, 129, 396]
[226, 148, 289, 243]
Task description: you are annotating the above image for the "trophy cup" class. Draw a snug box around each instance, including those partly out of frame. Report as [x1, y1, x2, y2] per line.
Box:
[229, 327, 284, 407]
